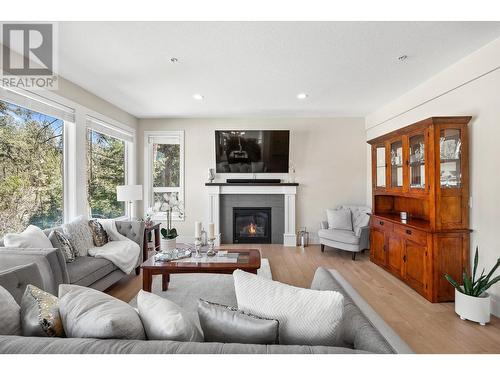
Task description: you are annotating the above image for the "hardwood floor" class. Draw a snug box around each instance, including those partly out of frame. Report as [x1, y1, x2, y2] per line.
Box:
[106, 244, 500, 354]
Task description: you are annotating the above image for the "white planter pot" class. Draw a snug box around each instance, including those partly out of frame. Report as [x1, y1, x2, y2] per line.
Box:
[455, 288, 491, 326]
[161, 238, 177, 251]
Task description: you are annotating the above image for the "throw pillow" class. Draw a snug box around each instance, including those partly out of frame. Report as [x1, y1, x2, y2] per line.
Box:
[59, 284, 145, 340]
[88, 220, 109, 247]
[137, 290, 203, 342]
[0, 285, 21, 335]
[21, 284, 65, 337]
[48, 230, 77, 262]
[62, 216, 94, 256]
[198, 299, 279, 344]
[3, 225, 53, 249]
[233, 269, 344, 346]
[326, 208, 353, 231]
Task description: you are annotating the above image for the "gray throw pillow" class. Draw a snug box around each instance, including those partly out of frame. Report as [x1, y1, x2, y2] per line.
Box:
[59, 284, 145, 340]
[198, 299, 279, 344]
[62, 216, 94, 256]
[49, 230, 77, 262]
[0, 285, 21, 335]
[137, 290, 203, 342]
[326, 208, 353, 231]
[21, 284, 65, 337]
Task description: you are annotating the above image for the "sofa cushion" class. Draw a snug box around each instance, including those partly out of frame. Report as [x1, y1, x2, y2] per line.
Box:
[66, 256, 117, 287]
[0, 285, 21, 335]
[326, 208, 353, 231]
[318, 229, 360, 245]
[59, 284, 146, 340]
[3, 225, 54, 249]
[233, 270, 344, 346]
[62, 216, 94, 256]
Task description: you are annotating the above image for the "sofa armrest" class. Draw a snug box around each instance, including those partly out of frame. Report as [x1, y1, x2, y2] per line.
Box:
[0, 248, 68, 295]
[0, 263, 43, 304]
[358, 226, 370, 250]
[320, 221, 328, 230]
[115, 221, 145, 263]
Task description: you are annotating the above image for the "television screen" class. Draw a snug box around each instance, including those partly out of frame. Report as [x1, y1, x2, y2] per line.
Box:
[215, 130, 290, 173]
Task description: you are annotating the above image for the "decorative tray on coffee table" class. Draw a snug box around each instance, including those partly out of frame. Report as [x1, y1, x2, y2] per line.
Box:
[154, 248, 192, 262]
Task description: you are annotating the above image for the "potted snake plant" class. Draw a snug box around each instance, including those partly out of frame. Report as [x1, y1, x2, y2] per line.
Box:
[444, 247, 500, 325]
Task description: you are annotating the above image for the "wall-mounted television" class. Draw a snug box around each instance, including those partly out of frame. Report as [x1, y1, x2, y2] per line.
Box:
[215, 130, 290, 173]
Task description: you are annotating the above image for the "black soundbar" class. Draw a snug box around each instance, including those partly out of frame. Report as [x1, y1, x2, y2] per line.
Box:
[226, 178, 281, 184]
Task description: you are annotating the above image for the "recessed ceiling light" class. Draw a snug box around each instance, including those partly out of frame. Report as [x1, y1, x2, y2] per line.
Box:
[192, 94, 204, 100]
[297, 93, 308, 100]
[398, 55, 408, 61]
[170, 57, 179, 63]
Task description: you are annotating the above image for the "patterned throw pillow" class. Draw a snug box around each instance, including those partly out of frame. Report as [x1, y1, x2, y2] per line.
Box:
[88, 220, 109, 247]
[62, 216, 94, 256]
[20, 284, 65, 337]
[49, 230, 77, 262]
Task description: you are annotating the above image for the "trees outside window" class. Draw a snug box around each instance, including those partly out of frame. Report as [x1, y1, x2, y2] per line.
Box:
[0, 100, 64, 236]
[87, 129, 126, 219]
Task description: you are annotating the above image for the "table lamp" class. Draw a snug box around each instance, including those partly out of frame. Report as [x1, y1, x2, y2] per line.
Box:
[116, 185, 143, 220]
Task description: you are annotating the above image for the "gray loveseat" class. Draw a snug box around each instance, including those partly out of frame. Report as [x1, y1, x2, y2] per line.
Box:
[0, 262, 412, 354]
[0, 221, 145, 295]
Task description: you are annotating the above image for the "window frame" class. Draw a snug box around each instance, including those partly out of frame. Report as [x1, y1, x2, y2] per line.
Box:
[86, 117, 132, 220]
[144, 130, 185, 222]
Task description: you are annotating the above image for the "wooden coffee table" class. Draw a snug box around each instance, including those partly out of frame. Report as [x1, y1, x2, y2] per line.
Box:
[140, 249, 261, 292]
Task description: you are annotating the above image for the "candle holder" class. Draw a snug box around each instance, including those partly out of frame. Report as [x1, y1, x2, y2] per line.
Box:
[194, 237, 203, 258]
[206, 238, 216, 256]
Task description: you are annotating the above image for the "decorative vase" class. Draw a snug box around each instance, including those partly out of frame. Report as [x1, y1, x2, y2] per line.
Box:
[161, 238, 177, 252]
[455, 288, 491, 326]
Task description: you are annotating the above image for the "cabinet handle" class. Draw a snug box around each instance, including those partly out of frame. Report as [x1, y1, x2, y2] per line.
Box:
[379, 221, 384, 226]
[406, 229, 412, 235]
[403, 255, 407, 263]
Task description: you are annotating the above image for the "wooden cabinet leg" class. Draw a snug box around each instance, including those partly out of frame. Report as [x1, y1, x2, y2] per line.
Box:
[143, 270, 152, 292]
[162, 273, 170, 291]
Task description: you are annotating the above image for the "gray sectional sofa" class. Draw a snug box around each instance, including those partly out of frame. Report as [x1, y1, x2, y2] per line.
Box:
[0, 262, 413, 354]
[0, 221, 145, 295]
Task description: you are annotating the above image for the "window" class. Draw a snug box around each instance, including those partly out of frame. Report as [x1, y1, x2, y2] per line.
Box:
[145, 131, 184, 221]
[0, 100, 64, 236]
[86, 123, 128, 219]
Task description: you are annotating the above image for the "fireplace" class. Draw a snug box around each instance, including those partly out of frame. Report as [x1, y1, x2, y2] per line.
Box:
[233, 207, 272, 244]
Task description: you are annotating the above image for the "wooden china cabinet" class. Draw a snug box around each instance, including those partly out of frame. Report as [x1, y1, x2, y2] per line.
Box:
[368, 117, 471, 302]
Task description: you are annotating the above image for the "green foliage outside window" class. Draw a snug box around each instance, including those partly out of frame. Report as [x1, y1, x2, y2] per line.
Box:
[0, 100, 64, 236]
[87, 129, 126, 219]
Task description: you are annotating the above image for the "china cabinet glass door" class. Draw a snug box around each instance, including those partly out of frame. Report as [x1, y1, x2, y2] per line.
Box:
[409, 134, 425, 189]
[440, 129, 461, 188]
[390, 140, 403, 188]
[376, 146, 386, 188]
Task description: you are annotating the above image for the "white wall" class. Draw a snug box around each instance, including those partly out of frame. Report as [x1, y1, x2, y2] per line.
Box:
[138, 117, 366, 243]
[366, 37, 500, 317]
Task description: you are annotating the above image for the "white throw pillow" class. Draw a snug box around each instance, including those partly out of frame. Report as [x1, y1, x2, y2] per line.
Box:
[62, 216, 94, 256]
[326, 208, 353, 231]
[233, 270, 344, 346]
[3, 225, 53, 249]
[0, 285, 21, 335]
[137, 290, 203, 342]
[58, 284, 145, 340]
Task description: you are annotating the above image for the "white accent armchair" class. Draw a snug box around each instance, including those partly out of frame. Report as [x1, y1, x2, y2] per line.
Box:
[318, 205, 371, 260]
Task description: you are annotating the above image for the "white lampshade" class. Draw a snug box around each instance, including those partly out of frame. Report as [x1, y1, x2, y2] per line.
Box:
[116, 185, 143, 202]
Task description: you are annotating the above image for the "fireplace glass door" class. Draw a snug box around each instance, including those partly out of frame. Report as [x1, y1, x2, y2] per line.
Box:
[233, 207, 271, 244]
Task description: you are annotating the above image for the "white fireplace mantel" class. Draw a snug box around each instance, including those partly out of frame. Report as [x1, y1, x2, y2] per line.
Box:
[206, 183, 298, 246]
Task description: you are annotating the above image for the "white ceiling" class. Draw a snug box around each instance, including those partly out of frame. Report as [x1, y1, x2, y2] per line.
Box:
[58, 22, 500, 118]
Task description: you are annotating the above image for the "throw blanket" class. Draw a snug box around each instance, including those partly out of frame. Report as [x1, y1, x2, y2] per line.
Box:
[87, 219, 140, 274]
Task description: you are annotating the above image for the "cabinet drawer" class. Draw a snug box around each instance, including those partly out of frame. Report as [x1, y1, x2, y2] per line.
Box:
[372, 217, 393, 231]
[394, 224, 427, 245]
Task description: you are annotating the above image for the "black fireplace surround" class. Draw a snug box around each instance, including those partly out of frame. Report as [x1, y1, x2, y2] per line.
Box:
[233, 207, 272, 244]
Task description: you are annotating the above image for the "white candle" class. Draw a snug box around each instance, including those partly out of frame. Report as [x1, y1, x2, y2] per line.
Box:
[194, 221, 202, 238]
[208, 222, 215, 239]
